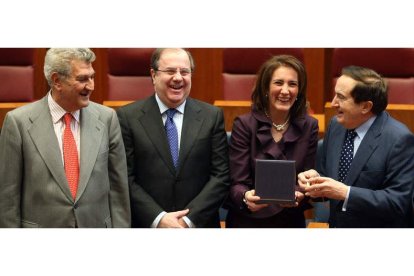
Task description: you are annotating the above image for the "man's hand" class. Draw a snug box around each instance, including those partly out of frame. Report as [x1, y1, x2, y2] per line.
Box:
[158, 209, 190, 228]
[297, 169, 320, 191]
[304, 176, 349, 200]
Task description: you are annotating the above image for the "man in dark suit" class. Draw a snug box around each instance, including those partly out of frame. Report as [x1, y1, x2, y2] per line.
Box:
[116, 48, 230, 228]
[298, 66, 414, 227]
[0, 48, 130, 227]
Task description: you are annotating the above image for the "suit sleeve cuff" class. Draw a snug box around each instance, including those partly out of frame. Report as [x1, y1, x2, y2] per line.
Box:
[341, 187, 351, 211]
[151, 211, 166, 228]
[182, 216, 195, 228]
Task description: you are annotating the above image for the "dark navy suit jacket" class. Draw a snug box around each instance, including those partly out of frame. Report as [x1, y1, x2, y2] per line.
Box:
[320, 112, 414, 227]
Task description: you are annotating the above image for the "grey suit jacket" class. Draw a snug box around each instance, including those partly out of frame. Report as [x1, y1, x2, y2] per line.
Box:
[116, 95, 230, 228]
[319, 112, 414, 227]
[0, 96, 131, 227]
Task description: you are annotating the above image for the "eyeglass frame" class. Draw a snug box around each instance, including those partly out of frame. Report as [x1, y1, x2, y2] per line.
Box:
[154, 67, 192, 77]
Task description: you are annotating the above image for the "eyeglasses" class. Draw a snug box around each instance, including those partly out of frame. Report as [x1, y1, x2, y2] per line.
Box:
[156, 67, 192, 76]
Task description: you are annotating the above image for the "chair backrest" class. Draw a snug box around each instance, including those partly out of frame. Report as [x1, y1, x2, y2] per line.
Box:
[331, 48, 414, 104]
[222, 48, 305, 100]
[0, 48, 35, 102]
[107, 48, 155, 101]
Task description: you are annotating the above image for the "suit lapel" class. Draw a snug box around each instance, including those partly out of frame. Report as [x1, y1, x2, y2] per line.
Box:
[139, 97, 176, 175]
[77, 106, 104, 201]
[27, 97, 73, 201]
[346, 114, 384, 186]
[179, 99, 204, 172]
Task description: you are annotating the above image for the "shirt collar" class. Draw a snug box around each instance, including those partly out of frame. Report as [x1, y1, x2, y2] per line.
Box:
[48, 91, 80, 124]
[155, 93, 186, 115]
[354, 115, 376, 140]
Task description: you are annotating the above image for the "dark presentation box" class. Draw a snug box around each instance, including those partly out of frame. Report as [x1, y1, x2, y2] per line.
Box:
[255, 159, 296, 204]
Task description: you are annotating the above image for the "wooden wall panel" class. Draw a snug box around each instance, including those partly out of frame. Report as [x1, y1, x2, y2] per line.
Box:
[90, 48, 108, 104]
[188, 48, 223, 104]
[304, 48, 332, 114]
[34, 48, 48, 100]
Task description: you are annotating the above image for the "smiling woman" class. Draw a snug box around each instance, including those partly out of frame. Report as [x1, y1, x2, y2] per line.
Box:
[225, 55, 319, 228]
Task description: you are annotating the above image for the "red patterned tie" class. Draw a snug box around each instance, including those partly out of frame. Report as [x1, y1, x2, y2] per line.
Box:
[63, 113, 79, 200]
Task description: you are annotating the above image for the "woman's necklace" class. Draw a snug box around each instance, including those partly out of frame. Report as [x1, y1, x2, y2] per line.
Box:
[264, 111, 290, 131]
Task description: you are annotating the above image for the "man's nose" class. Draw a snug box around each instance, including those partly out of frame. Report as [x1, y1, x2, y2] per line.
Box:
[85, 78, 94, 90]
[331, 95, 339, 107]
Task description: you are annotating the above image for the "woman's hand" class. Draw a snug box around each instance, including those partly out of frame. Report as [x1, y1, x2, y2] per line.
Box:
[243, 189, 269, 212]
[279, 190, 304, 208]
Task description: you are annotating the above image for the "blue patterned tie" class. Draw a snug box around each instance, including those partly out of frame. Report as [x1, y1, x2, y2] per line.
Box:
[165, 109, 179, 168]
[338, 129, 357, 183]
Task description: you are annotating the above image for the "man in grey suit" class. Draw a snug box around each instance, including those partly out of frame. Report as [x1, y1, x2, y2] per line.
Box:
[116, 48, 230, 228]
[0, 48, 130, 227]
[298, 65, 414, 227]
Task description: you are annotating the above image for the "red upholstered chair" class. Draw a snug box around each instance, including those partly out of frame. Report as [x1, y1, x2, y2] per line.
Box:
[331, 48, 414, 104]
[107, 48, 155, 101]
[0, 48, 35, 102]
[222, 48, 305, 100]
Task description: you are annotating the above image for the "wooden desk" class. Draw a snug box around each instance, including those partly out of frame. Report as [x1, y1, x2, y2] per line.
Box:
[307, 222, 329, 228]
[312, 113, 325, 138]
[0, 102, 30, 127]
[213, 100, 251, 132]
[103, 100, 133, 109]
[324, 102, 414, 133]
[214, 100, 325, 137]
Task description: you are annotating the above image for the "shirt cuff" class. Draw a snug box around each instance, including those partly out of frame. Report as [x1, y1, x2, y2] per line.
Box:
[151, 211, 167, 228]
[342, 186, 351, 211]
[182, 216, 195, 228]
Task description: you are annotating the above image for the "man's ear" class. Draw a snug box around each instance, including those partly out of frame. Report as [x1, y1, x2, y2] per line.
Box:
[150, 69, 156, 85]
[361, 101, 373, 114]
[51, 72, 62, 90]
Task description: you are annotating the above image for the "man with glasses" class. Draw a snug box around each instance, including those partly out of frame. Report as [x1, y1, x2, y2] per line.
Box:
[117, 48, 230, 228]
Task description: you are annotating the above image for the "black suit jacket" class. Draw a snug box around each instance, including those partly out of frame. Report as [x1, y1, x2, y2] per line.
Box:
[320, 112, 414, 227]
[116, 95, 230, 227]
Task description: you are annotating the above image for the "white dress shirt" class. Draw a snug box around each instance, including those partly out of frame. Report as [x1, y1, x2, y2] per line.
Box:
[48, 92, 80, 165]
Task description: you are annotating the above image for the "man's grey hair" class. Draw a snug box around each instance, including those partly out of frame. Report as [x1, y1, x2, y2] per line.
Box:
[44, 48, 96, 86]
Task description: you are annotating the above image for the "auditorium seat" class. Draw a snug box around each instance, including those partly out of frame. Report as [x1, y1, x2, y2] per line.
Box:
[0, 48, 35, 102]
[222, 48, 305, 100]
[0, 48, 35, 128]
[107, 48, 155, 101]
[331, 48, 414, 104]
